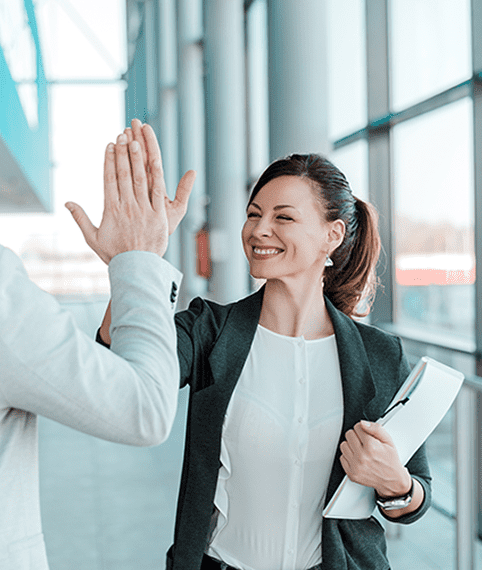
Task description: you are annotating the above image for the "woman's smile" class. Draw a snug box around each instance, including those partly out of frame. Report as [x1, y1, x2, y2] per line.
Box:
[252, 246, 284, 260]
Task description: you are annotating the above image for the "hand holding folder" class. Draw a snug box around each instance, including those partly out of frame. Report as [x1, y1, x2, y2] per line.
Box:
[323, 356, 464, 519]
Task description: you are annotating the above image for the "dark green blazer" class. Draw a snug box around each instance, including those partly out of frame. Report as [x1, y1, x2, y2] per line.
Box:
[166, 286, 432, 570]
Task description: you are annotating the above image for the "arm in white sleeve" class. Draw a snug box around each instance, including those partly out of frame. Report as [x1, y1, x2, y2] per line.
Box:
[0, 246, 181, 446]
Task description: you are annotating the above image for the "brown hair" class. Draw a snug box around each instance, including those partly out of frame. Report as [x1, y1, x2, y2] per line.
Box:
[248, 154, 381, 318]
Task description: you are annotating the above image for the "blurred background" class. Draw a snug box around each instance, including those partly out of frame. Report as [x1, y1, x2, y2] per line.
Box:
[0, 0, 481, 568]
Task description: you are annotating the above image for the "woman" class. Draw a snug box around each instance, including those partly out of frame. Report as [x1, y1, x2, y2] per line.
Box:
[97, 125, 431, 570]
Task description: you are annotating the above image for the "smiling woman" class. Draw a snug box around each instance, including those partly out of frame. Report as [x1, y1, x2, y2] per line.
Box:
[244, 154, 381, 321]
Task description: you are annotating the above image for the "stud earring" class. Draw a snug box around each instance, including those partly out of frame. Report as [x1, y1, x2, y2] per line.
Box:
[325, 254, 334, 267]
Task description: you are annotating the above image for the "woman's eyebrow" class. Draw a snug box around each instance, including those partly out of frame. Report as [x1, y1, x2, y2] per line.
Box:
[249, 202, 296, 210]
[273, 204, 296, 211]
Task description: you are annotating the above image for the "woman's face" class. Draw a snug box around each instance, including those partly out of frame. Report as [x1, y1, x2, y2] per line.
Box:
[242, 175, 345, 282]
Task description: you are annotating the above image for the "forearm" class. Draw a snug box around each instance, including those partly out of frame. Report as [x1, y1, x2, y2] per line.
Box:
[0, 247, 181, 446]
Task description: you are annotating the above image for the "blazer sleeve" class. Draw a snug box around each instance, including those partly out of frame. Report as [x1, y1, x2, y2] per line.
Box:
[378, 342, 432, 524]
[0, 247, 182, 446]
[174, 296, 217, 390]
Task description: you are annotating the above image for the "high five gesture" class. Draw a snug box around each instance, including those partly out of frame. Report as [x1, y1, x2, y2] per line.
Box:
[66, 120, 196, 262]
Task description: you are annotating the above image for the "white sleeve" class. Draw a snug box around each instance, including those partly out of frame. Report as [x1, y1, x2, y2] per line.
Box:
[0, 246, 182, 446]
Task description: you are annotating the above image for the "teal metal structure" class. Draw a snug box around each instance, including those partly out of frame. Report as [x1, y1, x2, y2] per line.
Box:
[0, 0, 50, 213]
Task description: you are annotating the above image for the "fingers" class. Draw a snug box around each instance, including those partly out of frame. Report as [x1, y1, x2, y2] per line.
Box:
[103, 143, 118, 207]
[65, 202, 97, 248]
[129, 139, 149, 203]
[115, 133, 135, 202]
[131, 119, 148, 169]
[143, 124, 166, 210]
[357, 420, 394, 445]
[142, 123, 162, 168]
[124, 127, 134, 144]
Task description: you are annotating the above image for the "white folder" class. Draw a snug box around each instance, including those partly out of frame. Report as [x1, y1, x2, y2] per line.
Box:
[323, 356, 464, 519]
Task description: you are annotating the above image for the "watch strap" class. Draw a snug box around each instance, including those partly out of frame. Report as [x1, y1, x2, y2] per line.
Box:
[376, 478, 414, 511]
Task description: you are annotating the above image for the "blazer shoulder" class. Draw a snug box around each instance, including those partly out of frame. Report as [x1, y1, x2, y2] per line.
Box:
[174, 291, 261, 389]
[352, 320, 411, 389]
[175, 287, 263, 341]
[175, 296, 234, 340]
[353, 319, 404, 355]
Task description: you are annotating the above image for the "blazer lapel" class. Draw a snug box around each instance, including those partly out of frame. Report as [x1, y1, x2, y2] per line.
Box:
[207, 286, 265, 413]
[326, 298, 377, 429]
[324, 297, 380, 504]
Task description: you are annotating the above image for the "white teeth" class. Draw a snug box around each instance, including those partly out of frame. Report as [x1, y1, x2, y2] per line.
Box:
[253, 248, 281, 255]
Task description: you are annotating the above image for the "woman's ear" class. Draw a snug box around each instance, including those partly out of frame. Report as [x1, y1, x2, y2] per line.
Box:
[327, 219, 345, 251]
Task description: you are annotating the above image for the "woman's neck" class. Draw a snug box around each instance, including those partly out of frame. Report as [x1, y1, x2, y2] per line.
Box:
[259, 276, 334, 340]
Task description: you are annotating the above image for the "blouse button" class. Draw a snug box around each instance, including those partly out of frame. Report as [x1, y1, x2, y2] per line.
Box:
[298, 416, 303, 423]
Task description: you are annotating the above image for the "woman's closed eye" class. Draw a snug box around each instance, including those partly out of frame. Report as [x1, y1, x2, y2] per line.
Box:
[246, 212, 293, 221]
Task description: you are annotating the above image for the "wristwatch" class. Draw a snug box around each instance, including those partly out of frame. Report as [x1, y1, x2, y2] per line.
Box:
[376, 478, 414, 511]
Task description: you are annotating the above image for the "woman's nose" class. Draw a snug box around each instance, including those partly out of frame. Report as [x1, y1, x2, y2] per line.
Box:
[253, 217, 273, 237]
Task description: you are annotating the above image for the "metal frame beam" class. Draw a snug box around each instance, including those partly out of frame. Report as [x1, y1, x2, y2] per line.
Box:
[365, 0, 393, 325]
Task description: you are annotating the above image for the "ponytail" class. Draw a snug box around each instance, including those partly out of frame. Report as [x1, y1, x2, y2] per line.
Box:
[323, 197, 381, 318]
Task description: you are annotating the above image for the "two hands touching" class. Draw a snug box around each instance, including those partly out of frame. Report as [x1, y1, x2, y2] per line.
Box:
[66, 119, 196, 263]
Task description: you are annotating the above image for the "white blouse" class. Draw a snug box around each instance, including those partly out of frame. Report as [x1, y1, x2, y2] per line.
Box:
[206, 324, 344, 570]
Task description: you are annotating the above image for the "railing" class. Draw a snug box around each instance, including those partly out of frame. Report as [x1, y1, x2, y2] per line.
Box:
[379, 323, 481, 570]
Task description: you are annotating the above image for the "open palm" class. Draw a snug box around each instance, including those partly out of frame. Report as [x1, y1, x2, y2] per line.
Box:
[126, 119, 196, 236]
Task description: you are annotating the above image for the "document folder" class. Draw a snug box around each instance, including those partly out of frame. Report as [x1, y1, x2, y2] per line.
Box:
[323, 356, 464, 519]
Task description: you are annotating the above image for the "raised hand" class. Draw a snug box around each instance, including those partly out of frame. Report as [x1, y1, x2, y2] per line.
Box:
[65, 122, 196, 263]
[124, 119, 196, 236]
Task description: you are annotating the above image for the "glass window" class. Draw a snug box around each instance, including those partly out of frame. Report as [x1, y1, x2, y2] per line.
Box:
[327, 0, 367, 141]
[392, 98, 474, 341]
[35, 0, 127, 80]
[389, 0, 472, 112]
[246, 0, 269, 180]
[329, 139, 369, 202]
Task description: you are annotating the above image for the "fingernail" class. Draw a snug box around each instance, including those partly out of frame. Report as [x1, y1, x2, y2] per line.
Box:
[65, 202, 73, 212]
[117, 134, 127, 145]
[361, 420, 371, 428]
[107, 143, 114, 152]
[130, 140, 139, 152]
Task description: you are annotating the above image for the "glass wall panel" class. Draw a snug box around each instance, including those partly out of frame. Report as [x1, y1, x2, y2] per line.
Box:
[246, 0, 269, 180]
[389, 0, 471, 112]
[330, 139, 368, 201]
[327, 0, 366, 140]
[392, 98, 474, 342]
[36, 0, 127, 80]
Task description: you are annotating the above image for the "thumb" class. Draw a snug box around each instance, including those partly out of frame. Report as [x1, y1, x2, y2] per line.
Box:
[359, 420, 393, 445]
[175, 170, 197, 207]
[65, 202, 97, 246]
